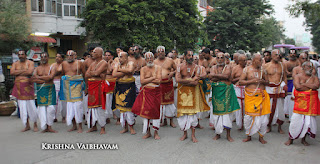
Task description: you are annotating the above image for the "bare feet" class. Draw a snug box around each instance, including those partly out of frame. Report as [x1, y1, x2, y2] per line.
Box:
[106, 118, 110, 124]
[142, 132, 151, 139]
[161, 119, 167, 127]
[242, 136, 252, 142]
[68, 127, 77, 132]
[154, 131, 160, 140]
[267, 126, 271, 133]
[120, 128, 128, 134]
[213, 134, 220, 140]
[54, 119, 58, 122]
[195, 124, 204, 129]
[227, 136, 234, 142]
[284, 139, 293, 146]
[86, 127, 97, 133]
[191, 135, 198, 143]
[170, 119, 176, 128]
[180, 132, 188, 141]
[100, 127, 106, 135]
[259, 136, 267, 144]
[278, 126, 284, 134]
[41, 129, 48, 133]
[21, 126, 30, 132]
[77, 128, 83, 133]
[129, 126, 136, 135]
[301, 139, 310, 146]
[33, 126, 39, 132]
[62, 117, 66, 123]
[116, 118, 120, 125]
[48, 129, 58, 133]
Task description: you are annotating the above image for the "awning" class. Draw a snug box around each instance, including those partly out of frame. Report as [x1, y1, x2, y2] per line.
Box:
[28, 36, 56, 43]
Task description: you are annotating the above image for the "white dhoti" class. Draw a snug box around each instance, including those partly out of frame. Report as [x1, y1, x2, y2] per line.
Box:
[244, 114, 269, 137]
[66, 101, 83, 126]
[54, 79, 66, 119]
[160, 104, 176, 120]
[18, 100, 37, 126]
[83, 93, 88, 118]
[234, 85, 245, 129]
[284, 95, 294, 120]
[105, 93, 114, 118]
[212, 114, 233, 134]
[177, 115, 198, 131]
[269, 97, 285, 125]
[87, 107, 107, 128]
[142, 118, 160, 134]
[289, 113, 317, 139]
[38, 105, 55, 130]
[120, 111, 135, 127]
[133, 75, 141, 94]
[173, 77, 178, 108]
[266, 84, 286, 125]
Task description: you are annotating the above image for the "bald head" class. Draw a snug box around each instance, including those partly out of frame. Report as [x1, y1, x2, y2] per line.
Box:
[94, 47, 103, 56]
[252, 53, 262, 68]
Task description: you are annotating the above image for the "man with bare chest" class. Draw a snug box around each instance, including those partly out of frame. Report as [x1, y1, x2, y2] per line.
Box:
[154, 46, 177, 128]
[112, 52, 137, 134]
[132, 52, 162, 140]
[284, 49, 300, 120]
[210, 52, 240, 142]
[85, 47, 108, 134]
[132, 45, 146, 94]
[58, 50, 86, 133]
[52, 53, 67, 123]
[103, 50, 119, 124]
[285, 61, 320, 146]
[170, 49, 181, 108]
[176, 50, 209, 143]
[231, 54, 247, 130]
[239, 54, 271, 144]
[292, 53, 308, 77]
[83, 47, 95, 123]
[264, 49, 288, 134]
[11, 50, 38, 132]
[32, 52, 57, 133]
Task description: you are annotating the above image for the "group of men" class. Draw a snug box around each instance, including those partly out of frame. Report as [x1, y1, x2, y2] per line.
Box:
[10, 46, 320, 145]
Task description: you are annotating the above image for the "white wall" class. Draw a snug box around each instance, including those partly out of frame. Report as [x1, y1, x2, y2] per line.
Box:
[31, 13, 85, 35]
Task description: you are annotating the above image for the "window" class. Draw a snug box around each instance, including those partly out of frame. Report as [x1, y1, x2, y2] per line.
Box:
[57, 0, 62, 17]
[63, 0, 85, 17]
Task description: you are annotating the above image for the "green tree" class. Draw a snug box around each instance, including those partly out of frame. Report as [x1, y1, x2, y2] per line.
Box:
[287, 0, 320, 52]
[0, 0, 32, 53]
[205, 0, 273, 53]
[80, 0, 203, 52]
[259, 17, 285, 47]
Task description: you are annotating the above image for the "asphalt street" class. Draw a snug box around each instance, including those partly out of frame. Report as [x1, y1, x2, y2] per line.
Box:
[1, 115, 320, 164]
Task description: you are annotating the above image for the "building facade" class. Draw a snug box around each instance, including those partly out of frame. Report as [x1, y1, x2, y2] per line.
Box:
[26, 0, 87, 63]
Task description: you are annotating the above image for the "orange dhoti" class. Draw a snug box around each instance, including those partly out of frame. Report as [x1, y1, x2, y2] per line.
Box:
[289, 90, 320, 139]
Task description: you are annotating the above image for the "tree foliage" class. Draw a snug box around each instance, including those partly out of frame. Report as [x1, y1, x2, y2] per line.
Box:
[205, 0, 275, 53]
[81, 0, 203, 51]
[0, 0, 32, 53]
[287, 0, 320, 52]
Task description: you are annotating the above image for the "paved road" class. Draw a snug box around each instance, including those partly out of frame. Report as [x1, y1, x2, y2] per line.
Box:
[1, 115, 320, 164]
